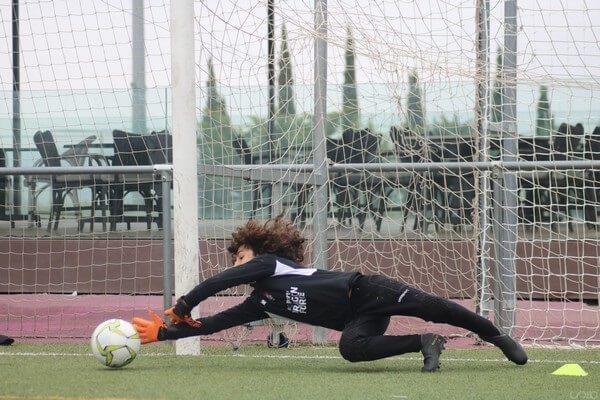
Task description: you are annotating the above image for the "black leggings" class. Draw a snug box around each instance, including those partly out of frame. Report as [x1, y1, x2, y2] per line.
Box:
[338, 275, 501, 362]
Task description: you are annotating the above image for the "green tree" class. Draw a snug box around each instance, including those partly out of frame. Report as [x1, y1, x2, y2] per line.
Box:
[198, 58, 242, 219]
[341, 26, 359, 132]
[325, 111, 343, 138]
[277, 23, 296, 116]
[430, 113, 472, 137]
[535, 85, 553, 136]
[204, 57, 231, 126]
[406, 69, 425, 135]
[199, 57, 237, 164]
[491, 48, 503, 124]
[246, 112, 314, 162]
[275, 23, 307, 158]
[245, 110, 342, 162]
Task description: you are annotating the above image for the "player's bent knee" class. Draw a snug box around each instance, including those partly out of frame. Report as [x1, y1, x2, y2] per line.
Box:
[338, 336, 367, 362]
[339, 344, 363, 362]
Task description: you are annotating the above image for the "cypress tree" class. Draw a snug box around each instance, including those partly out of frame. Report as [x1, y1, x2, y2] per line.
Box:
[341, 26, 359, 132]
[199, 58, 241, 218]
[535, 85, 553, 136]
[200, 57, 236, 163]
[277, 23, 296, 116]
[406, 69, 424, 135]
[204, 58, 231, 127]
[491, 48, 503, 124]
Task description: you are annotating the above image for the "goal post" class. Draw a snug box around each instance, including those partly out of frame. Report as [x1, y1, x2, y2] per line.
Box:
[492, 0, 519, 336]
[171, 0, 200, 356]
[311, 0, 330, 345]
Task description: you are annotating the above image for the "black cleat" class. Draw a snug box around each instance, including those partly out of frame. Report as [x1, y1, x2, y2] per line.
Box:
[481, 334, 528, 365]
[420, 333, 446, 372]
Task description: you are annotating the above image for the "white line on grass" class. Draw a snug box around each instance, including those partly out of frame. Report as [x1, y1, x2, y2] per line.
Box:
[1, 351, 599, 365]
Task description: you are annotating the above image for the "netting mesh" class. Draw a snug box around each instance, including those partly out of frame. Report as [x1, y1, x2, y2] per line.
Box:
[0, 0, 598, 347]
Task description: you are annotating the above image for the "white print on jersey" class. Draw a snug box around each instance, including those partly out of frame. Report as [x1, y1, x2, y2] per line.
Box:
[398, 289, 409, 303]
[286, 286, 307, 313]
[273, 260, 317, 277]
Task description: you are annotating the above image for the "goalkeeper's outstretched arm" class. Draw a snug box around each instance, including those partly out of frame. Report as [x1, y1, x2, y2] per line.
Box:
[133, 297, 268, 343]
[163, 258, 276, 325]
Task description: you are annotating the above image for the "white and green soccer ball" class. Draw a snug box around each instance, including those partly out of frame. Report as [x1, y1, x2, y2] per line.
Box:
[91, 319, 141, 368]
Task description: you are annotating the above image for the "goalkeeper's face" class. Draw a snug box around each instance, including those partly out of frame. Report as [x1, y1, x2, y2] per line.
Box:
[233, 245, 256, 266]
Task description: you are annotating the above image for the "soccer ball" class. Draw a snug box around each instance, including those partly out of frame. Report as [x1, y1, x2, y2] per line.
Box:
[91, 319, 141, 368]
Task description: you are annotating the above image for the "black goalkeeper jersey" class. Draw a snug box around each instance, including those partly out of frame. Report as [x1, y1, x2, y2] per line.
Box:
[181, 254, 361, 332]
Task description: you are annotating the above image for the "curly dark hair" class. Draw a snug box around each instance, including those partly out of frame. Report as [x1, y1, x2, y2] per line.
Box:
[227, 217, 306, 263]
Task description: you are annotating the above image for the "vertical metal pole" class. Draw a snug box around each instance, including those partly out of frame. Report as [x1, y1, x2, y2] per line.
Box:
[312, 0, 329, 344]
[12, 0, 21, 216]
[165, 87, 169, 132]
[267, 0, 276, 162]
[492, 0, 518, 335]
[132, 0, 146, 134]
[171, 0, 200, 355]
[161, 169, 173, 312]
[267, 0, 282, 216]
[474, 0, 493, 317]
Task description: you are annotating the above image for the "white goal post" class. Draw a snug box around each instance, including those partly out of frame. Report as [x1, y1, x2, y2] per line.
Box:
[171, 0, 200, 356]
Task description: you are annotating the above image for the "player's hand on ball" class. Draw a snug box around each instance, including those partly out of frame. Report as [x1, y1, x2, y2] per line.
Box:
[132, 309, 167, 344]
[164, 297, 201, 328]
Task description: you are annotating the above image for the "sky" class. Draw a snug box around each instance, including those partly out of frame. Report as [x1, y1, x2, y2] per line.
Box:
[0, 0, 599, 137]
[0, 0, 598, 89]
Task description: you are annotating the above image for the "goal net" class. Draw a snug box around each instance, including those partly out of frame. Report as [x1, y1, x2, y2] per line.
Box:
[0, 0, 598, 348]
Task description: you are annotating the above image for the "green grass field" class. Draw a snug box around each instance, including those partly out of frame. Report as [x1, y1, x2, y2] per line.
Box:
[1, 343, 599, 400]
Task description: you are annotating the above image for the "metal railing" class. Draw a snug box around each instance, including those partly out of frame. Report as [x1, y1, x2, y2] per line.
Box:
[0, 164, 174, 312]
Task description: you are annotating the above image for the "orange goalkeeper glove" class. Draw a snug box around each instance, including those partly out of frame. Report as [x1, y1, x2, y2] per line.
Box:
[164, 297, 201, 328]
[132, 309, 167, 344]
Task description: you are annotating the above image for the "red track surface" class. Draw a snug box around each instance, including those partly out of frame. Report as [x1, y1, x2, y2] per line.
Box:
[1, 294, 598, 347]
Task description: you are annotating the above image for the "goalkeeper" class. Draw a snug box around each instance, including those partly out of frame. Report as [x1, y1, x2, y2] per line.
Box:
[133, 217, 527, 372]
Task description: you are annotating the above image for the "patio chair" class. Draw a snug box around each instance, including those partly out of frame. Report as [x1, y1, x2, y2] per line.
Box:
[109, 130, 171, 230]
[584, 126, 600, 228]
[0, 148, 14, 227]
[232, 135, 309, 225]
[517, 136, 552, 227]
[427, 136, 476, 233]
[390, 126, 429, 232]
[550, 123, 585, 231]
[32, 130, 108, 231]
[328, 128, 385, 231]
